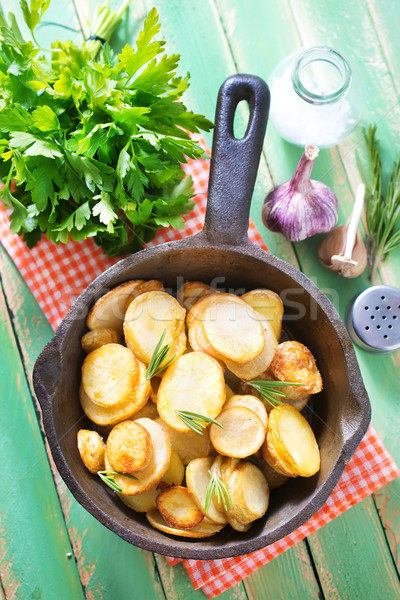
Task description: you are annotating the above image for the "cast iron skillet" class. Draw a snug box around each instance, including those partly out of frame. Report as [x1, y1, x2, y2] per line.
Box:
[33, 74, 371, 559]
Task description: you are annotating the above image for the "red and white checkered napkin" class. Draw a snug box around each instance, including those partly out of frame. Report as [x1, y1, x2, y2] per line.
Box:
[0, 141, 398, 597]
[165, 425, 399, 597]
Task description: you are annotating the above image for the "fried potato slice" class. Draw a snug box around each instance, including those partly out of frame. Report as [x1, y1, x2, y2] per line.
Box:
[269, 341, 323, 399]
[132, 400, 158, 420]
[81, 328, 120, 353]
[119, 450, 184, 513]
[268, 404, 320, 477]
[201, 295, 265, 364]
[87, 280, 163, 334]
[156, 418, 211, 465]
[224, 395, 268, 430]
[156, 486, 204, 529]
[186, 293, 239, 329]
[227, 462, 269, 524]
[254, 454, 289, 489]
[124, 291, 185, 365]
[82, 344, 139, 407]
[241, 289, 284, 340]
[224, 320, 277, 380]
[186, 457, 228, 525]
[157, 352, 225, 432]
[79, 360, 151, 426]
[228, 515, 252, 532]
[178, 281, 216, 312]
[225, 384, 235, 402]
[146, 509, 224, 538]
[77, 430, 105, 473]
[236, 371, 310, 413]
[209, 406, 265, 458]
[105, 418, 171, 495]
[106, 420, 152, 475]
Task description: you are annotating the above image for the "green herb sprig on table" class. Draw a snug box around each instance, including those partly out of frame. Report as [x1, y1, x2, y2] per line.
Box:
[245, 379, 302, 408]
[0, 2, 213, 255]
[363, 125, 400, 279]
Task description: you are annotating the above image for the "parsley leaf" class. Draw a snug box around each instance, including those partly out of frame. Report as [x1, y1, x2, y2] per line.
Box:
[0, 4, 213, 254]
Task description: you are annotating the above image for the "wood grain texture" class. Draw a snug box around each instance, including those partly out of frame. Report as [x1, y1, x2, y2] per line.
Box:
[154, 556, 248, 600]
[244, 543, 321, 600]
[0, 244, 167, 600]
[307, 498, 400, 599]
[0, 272, 84, 600]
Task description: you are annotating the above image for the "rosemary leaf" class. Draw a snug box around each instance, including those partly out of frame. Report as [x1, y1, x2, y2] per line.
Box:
[246, 379, 302, 409]
[363, 125, 400, 279]
[145, 329, 176, 380]
[205, 470, 232, 512]
[176, 410, 224, 434]
[98, 469, 138, 494]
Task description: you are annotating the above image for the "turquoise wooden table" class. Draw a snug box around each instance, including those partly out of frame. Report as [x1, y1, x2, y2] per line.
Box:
[1, 0, 400, 598]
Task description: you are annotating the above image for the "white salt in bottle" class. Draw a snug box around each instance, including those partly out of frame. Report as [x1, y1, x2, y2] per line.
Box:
[268, 46, 362, 148]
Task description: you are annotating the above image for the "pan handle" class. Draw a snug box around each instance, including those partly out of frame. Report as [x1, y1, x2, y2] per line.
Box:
[201, 74, 270, 246]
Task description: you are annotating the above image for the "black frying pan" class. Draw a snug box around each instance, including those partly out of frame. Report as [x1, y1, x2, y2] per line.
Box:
[33, 74, 370, 559]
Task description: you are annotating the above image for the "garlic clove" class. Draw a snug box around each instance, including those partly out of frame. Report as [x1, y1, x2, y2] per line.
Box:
[262, 145, 338, 242]
[318, 224, 368, 278]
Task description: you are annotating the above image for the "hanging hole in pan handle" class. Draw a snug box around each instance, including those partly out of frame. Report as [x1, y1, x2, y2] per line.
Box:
[202, 74, 270, 246]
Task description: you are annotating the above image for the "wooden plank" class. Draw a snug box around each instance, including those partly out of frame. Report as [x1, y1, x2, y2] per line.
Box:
[244, 543, 321, 600]
[214, 0, 400, 594]
[0, 273, 84, 600]
[0, 243, 167, 600]
[137, 0, 298, 266]
[308, 497, 400, 598]
[154, 556, 248, 600]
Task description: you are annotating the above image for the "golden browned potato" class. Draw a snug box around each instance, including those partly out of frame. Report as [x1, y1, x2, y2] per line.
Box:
[77, 430, 105, 473]
[241, 289, 284, 340]
[209, 406, 265, 458]
[178, 281, 216, 312]
[201, 296, 265, 364]
[224, 320, 277, 380]
[269, 341, 323, 399]
[146, 509, 225, 538]
[156, 486, 204, 529]
[104, 418, 171, 495]
[157, 352, 226, 432]
[81, 328, 120, 353]
[120, 450, 184, 513]
[224, 395, 268, 430]
[79, 360, 151, 426]
[106, 420, 152, 475]
[186, 456, 228, 525]
[124, 291, 186, 365]
[267, 404, 320, 477]
[156, 418, 211, 465]
[87, 280, 160, 334]
[81, 344, 139, 407]
[226, 462, 269, 524]
[254, 454, 289, 490]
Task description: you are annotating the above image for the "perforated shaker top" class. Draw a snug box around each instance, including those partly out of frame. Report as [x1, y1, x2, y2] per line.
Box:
[347, 285, 400, 353]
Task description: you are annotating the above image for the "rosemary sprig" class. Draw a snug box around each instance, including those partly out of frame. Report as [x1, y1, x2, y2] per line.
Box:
[246, 379, 302, 408]
[97, 470, 138, 494]
[205, 469, 232, 512]
[145, 329, 176, 380]
[175, 411, 223, 435]
[363, 125, 400, 279]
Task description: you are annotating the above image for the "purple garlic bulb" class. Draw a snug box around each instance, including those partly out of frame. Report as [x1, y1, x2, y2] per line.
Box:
[262, 145, 338, 242]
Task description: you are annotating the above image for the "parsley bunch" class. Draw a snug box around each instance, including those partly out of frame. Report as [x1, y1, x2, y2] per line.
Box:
[0, 3, 213, 255]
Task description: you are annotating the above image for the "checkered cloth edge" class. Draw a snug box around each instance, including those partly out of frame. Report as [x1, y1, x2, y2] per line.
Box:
[164, 424, 399, 597]
[0, 138, 398, 598]
[0, 134, 266, 331]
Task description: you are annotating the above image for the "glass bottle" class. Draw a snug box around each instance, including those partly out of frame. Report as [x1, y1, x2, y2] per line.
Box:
[268, 46, 363, 148]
